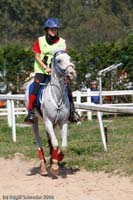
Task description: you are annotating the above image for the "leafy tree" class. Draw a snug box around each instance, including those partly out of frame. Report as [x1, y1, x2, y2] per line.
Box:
[0, 0, 132, 49]
[69, 33, 133, 90]
[120, 32, 133, 81]
[0, 0, 54, 45]
[0, 45, 34, 93]
[0, 0, 132, 92]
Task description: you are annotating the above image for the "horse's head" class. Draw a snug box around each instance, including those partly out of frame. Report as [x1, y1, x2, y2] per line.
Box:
[53, 50, 76, 81]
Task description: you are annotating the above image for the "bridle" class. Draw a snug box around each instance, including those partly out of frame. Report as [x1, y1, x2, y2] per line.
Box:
[52, 50, 74, 76]
[48, 50, 74, 123]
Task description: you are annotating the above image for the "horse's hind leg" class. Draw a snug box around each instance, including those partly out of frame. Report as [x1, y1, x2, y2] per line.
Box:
[50, 148, 59, 175]
[32, 121, 48, 176]
[46, 131, 53, 156]
[38, 148, 48, 176]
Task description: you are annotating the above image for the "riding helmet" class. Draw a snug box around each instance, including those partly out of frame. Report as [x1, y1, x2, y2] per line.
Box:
[44, 18, 60, 29]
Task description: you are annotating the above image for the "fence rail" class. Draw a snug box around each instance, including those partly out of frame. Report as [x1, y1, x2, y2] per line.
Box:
[73, 89, 133, 96]
[73, 89, 133, 120]
[0, 90, 133, 151]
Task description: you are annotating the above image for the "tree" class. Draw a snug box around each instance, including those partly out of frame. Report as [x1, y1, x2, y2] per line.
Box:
[0, 0, 54, 45]
[0, 0, 132, 92]
[0, 0, 132, 49]
[0, 45, 34, 93]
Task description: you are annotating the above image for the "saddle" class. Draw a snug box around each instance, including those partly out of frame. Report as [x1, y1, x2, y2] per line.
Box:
[29, 83, 44, 108]
[28, 77, 50, 114]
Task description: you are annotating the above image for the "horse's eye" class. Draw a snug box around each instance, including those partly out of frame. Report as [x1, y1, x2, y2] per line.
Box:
[57, 60, 61, 63]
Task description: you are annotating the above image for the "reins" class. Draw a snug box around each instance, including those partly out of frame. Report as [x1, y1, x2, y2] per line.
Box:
[48, 51, 70, 123]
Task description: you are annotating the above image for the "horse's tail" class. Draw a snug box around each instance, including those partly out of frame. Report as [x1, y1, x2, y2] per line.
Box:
[23, 78, 34, 90]
[23, 77, 34, 109]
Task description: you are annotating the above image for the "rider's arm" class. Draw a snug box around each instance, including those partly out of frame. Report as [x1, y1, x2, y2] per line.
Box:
[35, 52, 51, 73]
[33, 39, 51, 73]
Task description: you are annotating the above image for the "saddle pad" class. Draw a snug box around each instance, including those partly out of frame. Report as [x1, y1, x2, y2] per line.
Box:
[29, 76, 50, 108]
[29, 83, 44, 107]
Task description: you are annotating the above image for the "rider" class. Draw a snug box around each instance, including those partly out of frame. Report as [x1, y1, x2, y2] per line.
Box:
[24, 17, 81, 124]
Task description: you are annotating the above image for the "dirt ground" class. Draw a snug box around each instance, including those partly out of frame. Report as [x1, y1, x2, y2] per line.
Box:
[0, 153, 133, 200]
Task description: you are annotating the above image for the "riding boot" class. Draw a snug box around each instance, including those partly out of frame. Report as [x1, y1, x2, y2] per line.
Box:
[67, 86, 81, 123]
[24, 94, 37, 124]
[69, 100, 81, 123]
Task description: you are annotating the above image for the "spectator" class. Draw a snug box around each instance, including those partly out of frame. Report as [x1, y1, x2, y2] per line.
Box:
[90, 80, 100, 104]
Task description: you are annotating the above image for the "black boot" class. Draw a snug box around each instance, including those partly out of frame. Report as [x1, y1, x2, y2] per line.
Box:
[69, 102, 81, 123]
[66, 85, 81, 123]
[24, 110, 37, 124]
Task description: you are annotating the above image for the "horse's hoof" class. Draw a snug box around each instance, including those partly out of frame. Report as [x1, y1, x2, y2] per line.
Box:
[50, 163, 59, 175]
[40, 160, 48, 176]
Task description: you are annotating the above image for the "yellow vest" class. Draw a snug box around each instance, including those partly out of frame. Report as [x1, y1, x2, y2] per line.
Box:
[34, 36, 66, 74]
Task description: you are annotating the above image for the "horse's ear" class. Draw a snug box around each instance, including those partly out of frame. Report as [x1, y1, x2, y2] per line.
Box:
[70, 63, 75, 69]
[73, 64, 76, 69]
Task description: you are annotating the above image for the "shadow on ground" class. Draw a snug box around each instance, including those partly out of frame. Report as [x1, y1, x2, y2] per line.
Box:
[27, 162, 80, 179]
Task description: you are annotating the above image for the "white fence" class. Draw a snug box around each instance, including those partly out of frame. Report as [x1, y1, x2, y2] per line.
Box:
[73, 89, 133, 120]
[0, 90, 133, 151]
[0, 94, 26, 142]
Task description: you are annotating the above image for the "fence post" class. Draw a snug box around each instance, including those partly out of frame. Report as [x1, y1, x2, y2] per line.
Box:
[97, 111, 107, 151]
[11, 100, 16, 142]
[87, 88, 92, 120]
[7, 94, 12, 127]
[76, 91, 81, 116]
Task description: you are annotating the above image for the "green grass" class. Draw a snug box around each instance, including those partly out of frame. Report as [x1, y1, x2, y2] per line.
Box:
[0, 115, 133, 176]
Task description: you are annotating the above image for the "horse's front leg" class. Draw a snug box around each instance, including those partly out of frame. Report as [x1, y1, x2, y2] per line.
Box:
[32, 121, 48, 176]
[58, 122, 68, 161]
[45, 119, 59, 175]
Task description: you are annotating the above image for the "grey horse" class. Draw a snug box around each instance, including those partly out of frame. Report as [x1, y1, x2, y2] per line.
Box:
[24, 50, 76, 175]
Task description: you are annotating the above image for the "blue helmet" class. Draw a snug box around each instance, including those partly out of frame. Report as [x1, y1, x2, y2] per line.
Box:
[44, 18, 60, 29]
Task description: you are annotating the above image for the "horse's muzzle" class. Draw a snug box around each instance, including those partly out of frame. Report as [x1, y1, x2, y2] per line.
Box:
[66, 65, 77, 80]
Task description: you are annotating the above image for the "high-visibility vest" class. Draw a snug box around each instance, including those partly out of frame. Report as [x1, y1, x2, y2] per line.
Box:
[34, 36, 66, 74]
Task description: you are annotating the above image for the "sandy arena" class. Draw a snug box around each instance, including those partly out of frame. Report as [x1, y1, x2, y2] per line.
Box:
[0, 153, 133, 200]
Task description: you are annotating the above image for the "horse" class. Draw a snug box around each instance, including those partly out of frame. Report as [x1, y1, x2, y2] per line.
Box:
[24, 50, 76, 176]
